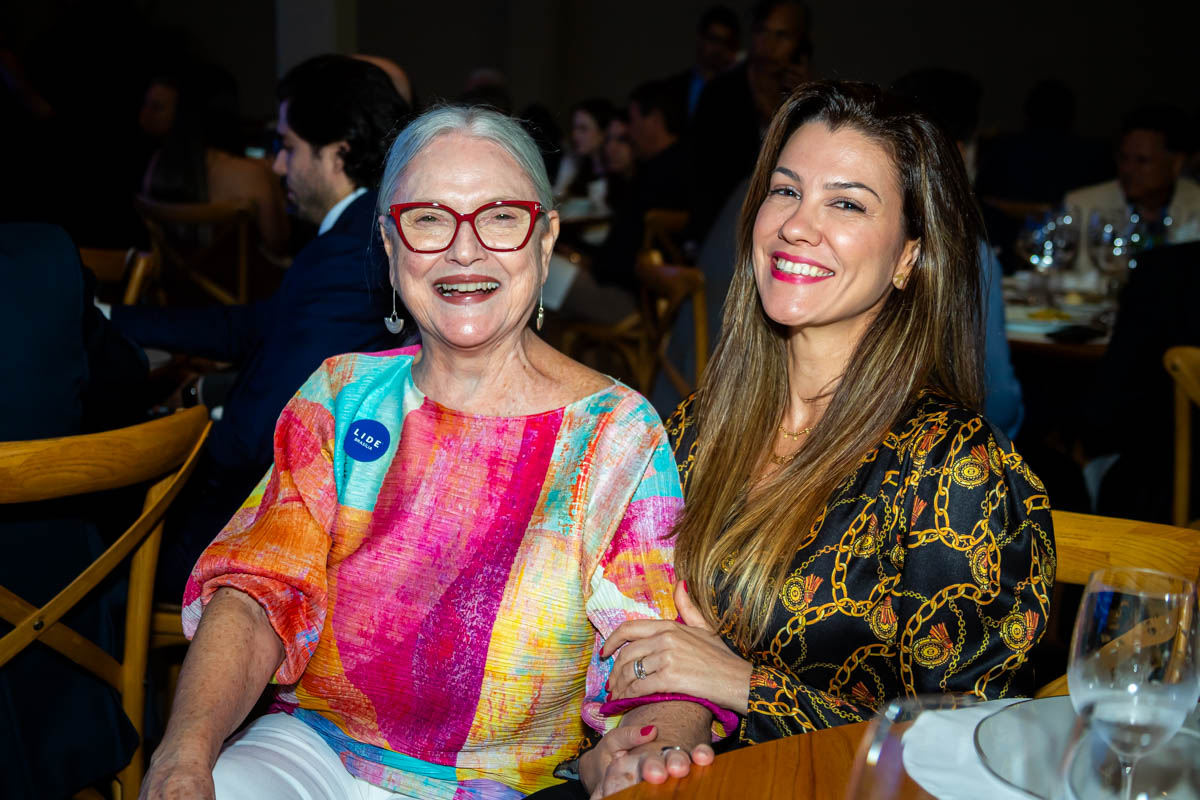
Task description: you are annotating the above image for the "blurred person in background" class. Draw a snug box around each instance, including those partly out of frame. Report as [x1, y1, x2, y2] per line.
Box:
[110, 55, 412, 601]
[139, 63, 290, 256]
[687, 0, 812, 240]
[891, 67, 1024, 440]
[560, 80, 687, 324]
[459, 67, 513, 114]
[553, 98, 616, 208]
[351, 53, 414, 106]
[1083, 239, 1200, 523]
[664, 5, 741, 121]
[1, 223, 149, 799]
[976, 79, 1110, 206]
[1066, 104, 1200, 278]
[603, 109, 636, 216]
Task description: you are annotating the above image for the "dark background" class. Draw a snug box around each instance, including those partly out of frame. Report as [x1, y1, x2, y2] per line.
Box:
[5, 0, 1195, 134]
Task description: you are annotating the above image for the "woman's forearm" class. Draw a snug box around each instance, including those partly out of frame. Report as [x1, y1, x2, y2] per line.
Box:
[156, 588, 285, 765]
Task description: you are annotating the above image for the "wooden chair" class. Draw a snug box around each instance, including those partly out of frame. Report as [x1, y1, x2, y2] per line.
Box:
[634, 248, 708, 397]
[641, 208, 689, 264]
[79, 247, 161, 305]
[1034, 510, 1200, 698]
[1164, 346, 1200, 528]
[135, 195, 254, 305]
[559, 207, 690, 385]
[560, 310, 645, 389]
[0, 407, 211, 799]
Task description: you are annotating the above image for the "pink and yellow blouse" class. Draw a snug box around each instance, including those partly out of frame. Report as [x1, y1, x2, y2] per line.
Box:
[182, 347, 682, 798]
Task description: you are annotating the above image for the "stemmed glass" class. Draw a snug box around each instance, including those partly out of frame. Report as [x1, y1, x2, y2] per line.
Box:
[1015, 208, 1080, 306]
[844, 694, 980, 800]
[1087, 208, 1148, 299]
[1067, 567, 1199, 800]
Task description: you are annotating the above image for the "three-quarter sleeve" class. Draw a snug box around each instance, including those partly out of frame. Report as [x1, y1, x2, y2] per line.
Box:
[891, 414, 1054, 700]
[579, 414, 683, 733]
[181, 366, 340, 684]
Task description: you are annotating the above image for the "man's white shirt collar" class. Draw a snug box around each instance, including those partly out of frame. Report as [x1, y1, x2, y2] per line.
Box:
[318, 187, 368, 236]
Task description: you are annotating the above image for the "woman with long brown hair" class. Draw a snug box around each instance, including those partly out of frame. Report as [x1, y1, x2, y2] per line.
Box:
[598, 80, 1054, 747]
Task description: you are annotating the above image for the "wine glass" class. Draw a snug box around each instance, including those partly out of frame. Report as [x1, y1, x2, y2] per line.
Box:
[1088, 208, 1148, 299]
[844, 694, 980, 800]
[1067, 567, 1199, 800]
[1057, 700, 1200, 799]
[1015, 208, 1079, 306]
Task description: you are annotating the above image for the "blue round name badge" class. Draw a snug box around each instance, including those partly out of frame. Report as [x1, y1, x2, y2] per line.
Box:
[343, 419, 390, 462]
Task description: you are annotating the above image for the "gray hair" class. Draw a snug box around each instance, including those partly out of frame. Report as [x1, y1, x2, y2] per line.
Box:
[376, 105, 553, 226]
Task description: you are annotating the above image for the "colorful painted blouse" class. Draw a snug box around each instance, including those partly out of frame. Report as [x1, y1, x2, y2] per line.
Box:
[183, 347, 682, 798]
[669, 392, 1055, 744]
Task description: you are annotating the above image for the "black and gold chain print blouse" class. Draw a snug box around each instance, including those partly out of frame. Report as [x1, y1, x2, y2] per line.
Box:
[667, 392, 1056, 745]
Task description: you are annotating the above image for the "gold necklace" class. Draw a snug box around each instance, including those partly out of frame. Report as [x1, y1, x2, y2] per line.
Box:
[771, 425, 813, 465]
[777, 424, 814, 440]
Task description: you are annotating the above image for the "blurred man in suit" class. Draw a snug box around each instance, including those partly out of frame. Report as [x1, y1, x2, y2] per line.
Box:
[686, 0, 811, 239]
[110, 55, 412, 598]
[664, 5, 741, 121]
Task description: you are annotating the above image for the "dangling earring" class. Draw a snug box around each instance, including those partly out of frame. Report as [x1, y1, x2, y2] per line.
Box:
[384, 290, 404, 334]
[535, 288, 544, 332]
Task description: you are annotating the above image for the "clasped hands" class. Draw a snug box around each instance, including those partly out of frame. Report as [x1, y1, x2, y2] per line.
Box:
[581, 581, 753, 798]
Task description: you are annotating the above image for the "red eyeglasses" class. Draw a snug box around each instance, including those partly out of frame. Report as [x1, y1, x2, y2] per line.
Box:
[388, 200, 544, 253]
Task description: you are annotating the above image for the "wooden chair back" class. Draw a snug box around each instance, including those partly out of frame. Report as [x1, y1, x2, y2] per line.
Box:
[635, 248, 708, 397]
[0, 407, 211, 799]
[641, 208, 689, 264]
[79, 247, 161, 305]
[1034, 510, 1200, 698]
[1165, 346, 1200, 528]
[559, 312, 645, 389]
[135, 195, 254, 305]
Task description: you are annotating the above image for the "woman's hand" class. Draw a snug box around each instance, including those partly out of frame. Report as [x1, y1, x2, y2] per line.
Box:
[601, 581, 753, 714]
[581, 722, 715, 799]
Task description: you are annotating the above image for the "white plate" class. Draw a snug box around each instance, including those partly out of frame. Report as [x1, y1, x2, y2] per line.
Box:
[975, 696, 1200, 799]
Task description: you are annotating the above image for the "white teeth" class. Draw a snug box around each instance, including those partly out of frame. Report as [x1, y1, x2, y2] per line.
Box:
[774, 257, 833, 277]
[435, 281, 501, 295]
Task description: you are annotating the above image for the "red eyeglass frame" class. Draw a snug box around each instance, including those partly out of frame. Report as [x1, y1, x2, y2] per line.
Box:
[387, 200, 545, 253]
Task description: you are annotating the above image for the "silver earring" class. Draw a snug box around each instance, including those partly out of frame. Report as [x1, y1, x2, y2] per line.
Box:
[384, 291, 404, 334]
[535, 289, 544, 332]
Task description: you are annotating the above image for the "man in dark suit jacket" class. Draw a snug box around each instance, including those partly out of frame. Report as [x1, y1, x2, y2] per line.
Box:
[111, 56, 412, 596]
[0, 223, 147, 799]
[662, 5, 740, 122]
[1084, 241, 1200, 521]
[686, 0, 811, 240]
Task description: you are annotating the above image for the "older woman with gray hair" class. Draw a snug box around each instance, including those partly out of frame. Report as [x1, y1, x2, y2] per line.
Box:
[141, 106, 712, 800]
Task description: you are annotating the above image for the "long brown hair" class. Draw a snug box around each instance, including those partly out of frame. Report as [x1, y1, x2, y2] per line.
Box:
[674, 81, 985, 649]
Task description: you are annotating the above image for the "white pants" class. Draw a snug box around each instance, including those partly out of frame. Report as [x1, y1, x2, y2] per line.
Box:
[213, 713, 397, 800]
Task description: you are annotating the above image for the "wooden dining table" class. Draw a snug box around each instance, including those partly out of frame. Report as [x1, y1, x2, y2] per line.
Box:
[611, 720, 927, 800]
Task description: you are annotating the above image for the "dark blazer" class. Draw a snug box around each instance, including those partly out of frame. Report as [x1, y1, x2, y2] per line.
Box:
[111, 190, 409, 595]
[686, 63, 762, 239]
[1085, 241, 1200, 520]
[112, 189, 403, 476]
[0, 223, 144, 799]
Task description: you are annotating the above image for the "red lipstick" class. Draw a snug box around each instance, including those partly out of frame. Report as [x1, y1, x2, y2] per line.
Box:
[770, 251, 834, 285]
